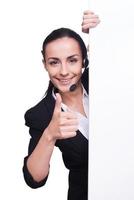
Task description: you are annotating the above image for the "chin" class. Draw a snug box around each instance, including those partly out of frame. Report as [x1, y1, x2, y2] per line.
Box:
[57, 86, 70, 93]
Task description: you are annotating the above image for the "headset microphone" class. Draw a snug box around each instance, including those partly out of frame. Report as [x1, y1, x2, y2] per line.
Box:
[69, 84, 77, 92]
[69, 58, 88, 92]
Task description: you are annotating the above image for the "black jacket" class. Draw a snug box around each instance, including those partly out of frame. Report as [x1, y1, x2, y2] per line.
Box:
[23, 68, 89, 200]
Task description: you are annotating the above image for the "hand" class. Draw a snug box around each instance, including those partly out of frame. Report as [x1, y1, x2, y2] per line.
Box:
[82, 10, 100, 33]
[46, 93, 78, 141]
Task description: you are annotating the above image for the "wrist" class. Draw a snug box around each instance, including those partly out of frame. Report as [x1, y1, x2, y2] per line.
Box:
[43, 128, 56, 144]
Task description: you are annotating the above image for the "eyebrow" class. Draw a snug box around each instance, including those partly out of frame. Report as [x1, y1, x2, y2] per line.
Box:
[68, 54, 80, 59]
[48, 57, 59, 61]
[47, 54, 80, 60]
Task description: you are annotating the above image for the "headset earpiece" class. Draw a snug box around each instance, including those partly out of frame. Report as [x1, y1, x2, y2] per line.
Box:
[83, 57, 89, 69]
[84, 57, 89, 69]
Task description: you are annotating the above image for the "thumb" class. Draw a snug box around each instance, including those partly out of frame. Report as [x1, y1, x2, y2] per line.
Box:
[54, 93, 62, 113]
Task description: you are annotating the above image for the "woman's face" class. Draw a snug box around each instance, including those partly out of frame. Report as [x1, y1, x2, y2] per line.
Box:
[44, 37, 83, 93]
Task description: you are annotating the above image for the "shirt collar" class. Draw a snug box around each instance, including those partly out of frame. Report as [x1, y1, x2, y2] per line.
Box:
[52, 84, 88, 100]
[82, 85, 88, 98]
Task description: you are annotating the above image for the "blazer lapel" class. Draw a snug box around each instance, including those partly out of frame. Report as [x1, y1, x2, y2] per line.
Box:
[44, 93, 55, 119]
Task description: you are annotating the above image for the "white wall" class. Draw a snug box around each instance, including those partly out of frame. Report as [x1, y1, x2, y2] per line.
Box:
[89, 0, 134, 199]
[0, 0, 88, 199]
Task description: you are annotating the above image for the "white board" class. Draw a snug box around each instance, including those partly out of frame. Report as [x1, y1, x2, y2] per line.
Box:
[89, 0, 134, 199]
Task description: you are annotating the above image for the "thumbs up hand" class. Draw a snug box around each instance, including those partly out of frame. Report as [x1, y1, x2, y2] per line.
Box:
[46, 93, 78, 142]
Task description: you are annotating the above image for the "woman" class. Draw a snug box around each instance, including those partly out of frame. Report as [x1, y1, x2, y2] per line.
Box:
[23, 10, 100, 200]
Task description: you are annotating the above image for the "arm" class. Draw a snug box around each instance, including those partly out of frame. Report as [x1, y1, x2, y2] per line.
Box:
[23, 94, 78, 188]
[25, 128, 56, 183]
[23, 128, 50, 188]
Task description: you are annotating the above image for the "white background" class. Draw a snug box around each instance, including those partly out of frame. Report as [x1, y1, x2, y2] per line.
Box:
[89, 0, 134, 200]
[0, 0, 88, 199]
[0, 0, 134, 200]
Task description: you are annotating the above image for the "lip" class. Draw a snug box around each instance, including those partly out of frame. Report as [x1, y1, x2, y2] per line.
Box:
[59, 78, 71, 85]
[55, 77, 74, 85]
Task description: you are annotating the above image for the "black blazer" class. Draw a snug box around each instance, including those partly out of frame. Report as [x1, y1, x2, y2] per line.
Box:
[23, 68, 89, 200]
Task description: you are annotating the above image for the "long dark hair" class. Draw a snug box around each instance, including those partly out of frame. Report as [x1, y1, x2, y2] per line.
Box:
[41, 28, 89, 95]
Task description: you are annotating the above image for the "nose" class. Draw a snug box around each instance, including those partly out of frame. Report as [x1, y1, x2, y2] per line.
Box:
[60, 63, 69, 76]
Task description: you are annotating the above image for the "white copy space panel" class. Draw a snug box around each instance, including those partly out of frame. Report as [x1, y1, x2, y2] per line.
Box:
[89, 1, 134, 200]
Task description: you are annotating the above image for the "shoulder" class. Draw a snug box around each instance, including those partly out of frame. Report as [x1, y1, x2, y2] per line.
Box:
[24, 94, 55, 129]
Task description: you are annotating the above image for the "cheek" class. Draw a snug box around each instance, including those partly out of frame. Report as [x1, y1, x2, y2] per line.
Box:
[47, 68, 59, 77]
[74, 62, 83, 74]
[75, 67, 83, 75]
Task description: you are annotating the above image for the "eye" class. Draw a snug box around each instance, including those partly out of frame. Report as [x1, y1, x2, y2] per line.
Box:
[49, 60, 60, 66]
[69, 58, 78, 64]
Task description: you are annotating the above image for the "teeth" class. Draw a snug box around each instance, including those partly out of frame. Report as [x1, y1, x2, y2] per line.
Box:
[60, 79, 70, 84]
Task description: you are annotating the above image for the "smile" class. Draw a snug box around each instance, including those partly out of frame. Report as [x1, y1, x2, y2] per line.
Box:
[55, 78, 74, 85]
[59, 79, 71, 85]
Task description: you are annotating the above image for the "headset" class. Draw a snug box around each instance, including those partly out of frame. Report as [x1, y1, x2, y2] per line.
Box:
[69, 57, 89, 92]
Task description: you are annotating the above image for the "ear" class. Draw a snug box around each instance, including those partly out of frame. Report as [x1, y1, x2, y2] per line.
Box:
[42, 59, 48, 71]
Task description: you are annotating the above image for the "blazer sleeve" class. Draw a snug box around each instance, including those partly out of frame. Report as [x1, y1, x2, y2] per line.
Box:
[22, 109, 49, 189]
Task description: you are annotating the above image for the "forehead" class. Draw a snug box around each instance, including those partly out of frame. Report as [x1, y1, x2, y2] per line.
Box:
[45, 37, 82, 58]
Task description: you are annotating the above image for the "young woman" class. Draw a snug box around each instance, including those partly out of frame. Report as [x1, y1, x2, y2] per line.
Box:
[23, 10, 100, 200]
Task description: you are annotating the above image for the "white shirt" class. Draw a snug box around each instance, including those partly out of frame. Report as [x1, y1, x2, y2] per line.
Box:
[52, 86, 89, 140]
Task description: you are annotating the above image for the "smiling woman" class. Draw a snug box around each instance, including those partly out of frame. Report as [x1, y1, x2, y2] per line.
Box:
[43, 31, 86, 95]
[22, 11, 100, 200]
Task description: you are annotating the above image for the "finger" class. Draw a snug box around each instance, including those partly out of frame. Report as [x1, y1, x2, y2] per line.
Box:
[61, 112, 78, 119]
[82, 21, 100, 30]
[82, 25, 89, 31]
[83, 14, 99, 19]
[82, 18, 100, 25]
[60, 125, 78, 132]
[54, 93, 62, 113]
[61, 131, 77, 139]
[83, 10, 94, 15]
[60, 119, 79, 126]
